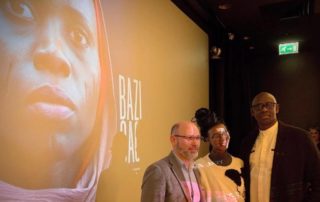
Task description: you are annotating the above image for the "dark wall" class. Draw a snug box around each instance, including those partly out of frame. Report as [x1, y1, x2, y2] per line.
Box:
[250, 49, 320, 129]
[210, 34, 320, 156]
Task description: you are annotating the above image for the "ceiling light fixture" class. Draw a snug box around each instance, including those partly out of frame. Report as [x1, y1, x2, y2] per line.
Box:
[218, 3, 231, 10]
[210, 46, 222, 59]
[228, 33, 235, 40]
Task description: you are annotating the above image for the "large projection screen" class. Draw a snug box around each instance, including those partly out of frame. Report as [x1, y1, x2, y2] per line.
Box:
[0, 0, 208, 201]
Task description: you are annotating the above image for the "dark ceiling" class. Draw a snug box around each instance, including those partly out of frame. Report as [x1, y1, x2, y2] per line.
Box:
[173, 0, 320, 54]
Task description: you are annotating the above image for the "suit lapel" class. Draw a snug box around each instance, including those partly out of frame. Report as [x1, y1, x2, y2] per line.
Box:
[168, 152, 192, 202]
[271, 122, 287, 187]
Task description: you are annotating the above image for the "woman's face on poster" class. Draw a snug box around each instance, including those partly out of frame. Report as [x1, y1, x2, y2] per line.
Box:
[0, 0, 101, 159]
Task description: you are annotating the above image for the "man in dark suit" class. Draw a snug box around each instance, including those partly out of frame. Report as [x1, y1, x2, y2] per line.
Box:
[240, 92, 320, 202]
[141, 121, 204, 202]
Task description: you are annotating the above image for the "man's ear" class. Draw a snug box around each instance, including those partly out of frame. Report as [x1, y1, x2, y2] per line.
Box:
[170, 135, 176, 145]
[276, 104, 280, 114]
[250, 107, 255, 117]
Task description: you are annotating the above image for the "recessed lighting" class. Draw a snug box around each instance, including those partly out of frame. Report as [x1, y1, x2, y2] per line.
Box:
[243, 36, 250, 40]
[218, 3, 231, 10]
[228, 33, 235, 40]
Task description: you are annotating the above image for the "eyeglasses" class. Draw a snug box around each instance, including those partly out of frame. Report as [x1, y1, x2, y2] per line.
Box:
[251, 102, 277, 111]
[210, 132, 229, 140]
[174, 135, 201, 141]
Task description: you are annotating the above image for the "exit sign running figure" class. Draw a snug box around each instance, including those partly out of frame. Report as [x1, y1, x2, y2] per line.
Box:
[278, 42, 299, 55]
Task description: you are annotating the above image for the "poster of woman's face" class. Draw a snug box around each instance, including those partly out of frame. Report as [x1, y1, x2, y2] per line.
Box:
[0, 0, 115, 201]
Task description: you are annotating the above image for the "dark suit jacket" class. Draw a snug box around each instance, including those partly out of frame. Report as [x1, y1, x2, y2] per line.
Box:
[140, 151, 205, 202]
[240, 121, 320, 202]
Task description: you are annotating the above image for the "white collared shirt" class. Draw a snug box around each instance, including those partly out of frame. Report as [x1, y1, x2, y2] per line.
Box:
[249, 121, 278, 202]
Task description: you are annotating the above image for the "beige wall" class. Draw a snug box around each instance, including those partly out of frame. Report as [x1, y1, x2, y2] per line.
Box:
[96, 0, 209, 201]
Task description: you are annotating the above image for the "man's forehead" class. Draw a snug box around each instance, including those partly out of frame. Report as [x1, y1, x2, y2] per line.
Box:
[252, 93, 276, 104]
[179, 123, 199, 135]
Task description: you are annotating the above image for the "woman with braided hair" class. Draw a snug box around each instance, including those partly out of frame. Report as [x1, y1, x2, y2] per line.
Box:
[194, 108, 245, 202]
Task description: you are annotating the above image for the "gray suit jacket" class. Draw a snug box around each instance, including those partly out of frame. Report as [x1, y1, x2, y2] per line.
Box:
[141, 151, 204, 202]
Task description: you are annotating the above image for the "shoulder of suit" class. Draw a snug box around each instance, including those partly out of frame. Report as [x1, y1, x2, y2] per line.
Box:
[279, 121, 308, 135]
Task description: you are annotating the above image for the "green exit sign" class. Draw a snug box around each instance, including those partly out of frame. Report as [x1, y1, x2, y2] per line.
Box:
[279, 42, 299, 55]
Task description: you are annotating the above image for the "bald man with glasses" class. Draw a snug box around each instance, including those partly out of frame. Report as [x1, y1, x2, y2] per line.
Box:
[240, 92, 320, 202]
[141, 121, 205, 202]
